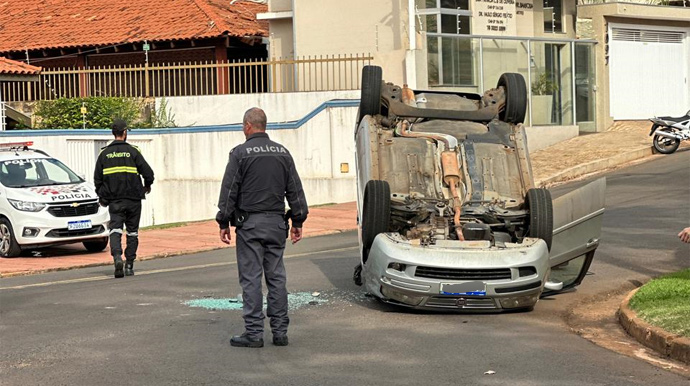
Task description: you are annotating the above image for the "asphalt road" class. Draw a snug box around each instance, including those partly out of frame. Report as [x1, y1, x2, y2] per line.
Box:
[1, 151, 688, 386]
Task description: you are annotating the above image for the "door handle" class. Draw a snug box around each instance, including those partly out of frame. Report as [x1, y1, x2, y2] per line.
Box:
[586, 238, 599, 248]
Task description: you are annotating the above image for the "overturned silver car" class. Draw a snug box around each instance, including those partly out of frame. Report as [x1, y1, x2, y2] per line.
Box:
[354, 65, 605, 312]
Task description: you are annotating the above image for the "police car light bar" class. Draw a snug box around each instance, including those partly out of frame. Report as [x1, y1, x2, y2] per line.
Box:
[0, 141, 34, 149]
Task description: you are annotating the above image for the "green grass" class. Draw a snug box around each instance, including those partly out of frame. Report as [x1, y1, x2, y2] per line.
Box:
[628, 269, 690, 338]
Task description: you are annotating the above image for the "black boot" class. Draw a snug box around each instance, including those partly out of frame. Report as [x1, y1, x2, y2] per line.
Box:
[113, 258, 124, 279]
[230, 333, 264, 348]
[273, 335, 289, 346]
[125, 260, 134, 276]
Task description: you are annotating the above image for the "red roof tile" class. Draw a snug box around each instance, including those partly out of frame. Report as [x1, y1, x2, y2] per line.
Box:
[0, 57, 42, 75]
[0, 0, 268, 53]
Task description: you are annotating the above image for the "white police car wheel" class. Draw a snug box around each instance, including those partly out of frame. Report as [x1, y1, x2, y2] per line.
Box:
[0, 219, 21, 257]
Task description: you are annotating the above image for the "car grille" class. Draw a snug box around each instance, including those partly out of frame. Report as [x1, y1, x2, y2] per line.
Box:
[425, 296, 497, 309]
[415, 266, 512, 281]
[46, 225, 105, 238]
[47, 202, 100, 217]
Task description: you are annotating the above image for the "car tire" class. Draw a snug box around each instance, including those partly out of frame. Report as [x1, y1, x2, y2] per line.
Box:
[0, 218, 22, 258]
[652, 130, 680, 154]
[497, 73, 527, 124]
[361, 180, 391, 263]
[83, 237, 109, 253]
[358, 65, 383, 123]
[526, 188, 553, 251]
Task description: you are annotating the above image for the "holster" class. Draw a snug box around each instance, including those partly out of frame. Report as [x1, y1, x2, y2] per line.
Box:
[283, 209, 292, 239]
[231, 209, 249, 229]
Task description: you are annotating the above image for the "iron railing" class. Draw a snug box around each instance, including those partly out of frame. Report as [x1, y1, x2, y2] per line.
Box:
[1, 54, 373, 102]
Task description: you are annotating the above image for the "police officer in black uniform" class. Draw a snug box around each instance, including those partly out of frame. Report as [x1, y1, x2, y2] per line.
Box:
[94, 119, 155, 278]
[217, 107, 308, 348]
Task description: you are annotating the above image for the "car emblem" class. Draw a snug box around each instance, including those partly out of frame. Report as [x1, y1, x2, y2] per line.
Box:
[71, 202, 80, 208]
[456, 298, 466, 307]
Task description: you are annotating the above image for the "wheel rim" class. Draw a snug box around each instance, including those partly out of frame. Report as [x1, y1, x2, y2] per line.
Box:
[0, 224, 11, 254]
[655, 135, 678, 150]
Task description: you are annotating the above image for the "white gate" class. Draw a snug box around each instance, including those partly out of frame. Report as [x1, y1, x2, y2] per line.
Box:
[609, 25, 689, 120]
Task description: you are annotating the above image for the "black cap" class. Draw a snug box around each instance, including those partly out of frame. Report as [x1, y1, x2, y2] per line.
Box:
[111, 119, 128, 133]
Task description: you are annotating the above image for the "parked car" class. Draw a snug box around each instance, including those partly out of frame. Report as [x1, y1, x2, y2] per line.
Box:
[354, 66, 605, 311]
[0, 142, 109, 257]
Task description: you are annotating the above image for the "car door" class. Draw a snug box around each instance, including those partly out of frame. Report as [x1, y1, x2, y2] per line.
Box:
[547, 177, 606, 290]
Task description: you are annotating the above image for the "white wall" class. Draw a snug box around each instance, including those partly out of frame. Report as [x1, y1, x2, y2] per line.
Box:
[160, 90, 360, 126]
[524, 125, 579, 152]
[3, 103, 359, 227]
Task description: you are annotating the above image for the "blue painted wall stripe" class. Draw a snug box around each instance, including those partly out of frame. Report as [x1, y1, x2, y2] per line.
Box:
[0, 99, 360, 137]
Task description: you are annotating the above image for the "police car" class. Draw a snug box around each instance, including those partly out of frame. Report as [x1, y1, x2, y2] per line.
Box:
[0, 142, 109, 257]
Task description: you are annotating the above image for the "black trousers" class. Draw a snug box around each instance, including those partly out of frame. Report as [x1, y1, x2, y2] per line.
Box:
[108, 199, 142, 262]
[235, 213, 289, 338]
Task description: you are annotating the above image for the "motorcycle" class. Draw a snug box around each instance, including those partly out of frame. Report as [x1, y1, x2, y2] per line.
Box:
[649, 110, 690, 154]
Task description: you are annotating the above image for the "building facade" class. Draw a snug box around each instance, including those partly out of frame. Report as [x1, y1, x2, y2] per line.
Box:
[579, 2, 690, 129]
[260, 0, 597, 131]
[0, 58, 40, 130]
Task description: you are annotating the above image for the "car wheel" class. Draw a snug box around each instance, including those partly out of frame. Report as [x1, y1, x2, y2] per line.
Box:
[361, 180, 391, 263]
[652, 130, 680, 154]
[83, 237, 109, 253]
[526, 188, 553, 251]
[0, 218, 22, 258]
[497, 73, 527, 124]
[353, 263, 363, 286]
[358, 65, 383, 123]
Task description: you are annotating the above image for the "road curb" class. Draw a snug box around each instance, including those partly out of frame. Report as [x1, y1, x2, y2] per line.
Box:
[0, 245, 227, 279]
[619, 288, 690, 365]
[537, 146, 653, 186]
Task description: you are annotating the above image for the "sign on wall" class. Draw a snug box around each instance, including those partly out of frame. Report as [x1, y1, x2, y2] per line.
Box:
[473, 0, 517, 36]
[516, 0, 535, 36]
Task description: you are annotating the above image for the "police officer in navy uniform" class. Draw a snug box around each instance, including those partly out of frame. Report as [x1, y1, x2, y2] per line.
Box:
[217, 107, 308, 348]
[94, 119, 155, 278]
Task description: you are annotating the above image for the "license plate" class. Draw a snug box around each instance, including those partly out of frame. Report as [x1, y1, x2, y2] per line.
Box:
[67, 220, 92, 231]
[441, 282, 486, 296]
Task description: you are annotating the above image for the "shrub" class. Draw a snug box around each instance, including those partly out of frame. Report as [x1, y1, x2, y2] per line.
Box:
[34, 97, 142, 129]
[140, 98, 177, 128]
[531, 73, 559, 96]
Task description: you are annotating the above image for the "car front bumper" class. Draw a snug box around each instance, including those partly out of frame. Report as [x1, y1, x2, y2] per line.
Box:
[363, 234, 551, 312]
[10, 205, 109, 248]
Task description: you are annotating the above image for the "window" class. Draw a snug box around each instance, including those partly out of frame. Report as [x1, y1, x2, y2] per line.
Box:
[441, 0, 469, 10]
[543, 0, 563, 33]
[441, 14, 470, 34]
[0, 159, 82, 188]
[418, 0, 474, 86]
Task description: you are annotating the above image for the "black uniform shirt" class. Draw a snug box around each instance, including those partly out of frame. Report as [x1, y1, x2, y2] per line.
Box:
[94, 140, 154, 202]
[216, 132, 308, 229]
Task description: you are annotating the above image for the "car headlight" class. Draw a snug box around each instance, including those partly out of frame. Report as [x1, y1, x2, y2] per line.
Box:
[8, 199, 46, 212]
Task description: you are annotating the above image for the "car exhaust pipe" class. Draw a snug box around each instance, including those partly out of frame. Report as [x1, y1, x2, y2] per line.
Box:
[441, 151, 465, 241]
[395, 120, 458, 150]
[396, 120, 465, 240]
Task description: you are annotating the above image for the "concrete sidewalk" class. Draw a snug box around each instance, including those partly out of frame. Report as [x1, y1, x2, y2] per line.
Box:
[0, 121, 677, 277]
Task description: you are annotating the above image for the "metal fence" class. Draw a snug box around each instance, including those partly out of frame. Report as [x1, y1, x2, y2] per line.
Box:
[1, 54, 373, 102]
[0, 101, 5, 130]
